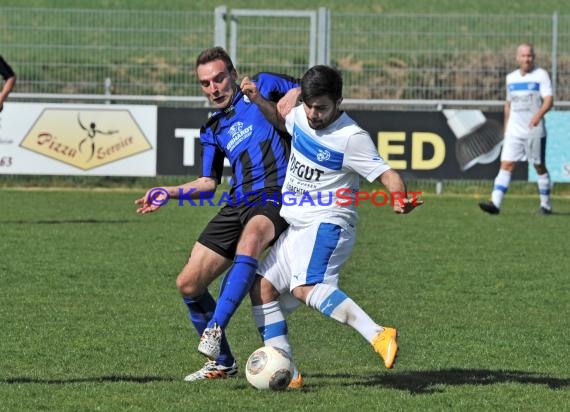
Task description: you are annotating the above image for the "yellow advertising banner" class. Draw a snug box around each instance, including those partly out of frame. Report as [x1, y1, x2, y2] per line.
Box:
[0, 102, 157, 176]
[19, 108, 152, 171]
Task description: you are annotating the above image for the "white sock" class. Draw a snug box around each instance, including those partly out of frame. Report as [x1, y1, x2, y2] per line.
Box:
[306, 283, 381, 343]
[252, 301, 300, 378]
[537, 173, 551, 210]
[252, 301, 292, 357]
[491, 169, 511, 208]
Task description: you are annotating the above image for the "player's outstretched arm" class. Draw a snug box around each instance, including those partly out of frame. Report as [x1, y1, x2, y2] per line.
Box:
[134, 177, 218, 215]
[378, 169, 423, 214]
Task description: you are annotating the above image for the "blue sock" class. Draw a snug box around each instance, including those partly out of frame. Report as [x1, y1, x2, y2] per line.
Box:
[182, 293, 234, 366]
[208, 255, 258, 329]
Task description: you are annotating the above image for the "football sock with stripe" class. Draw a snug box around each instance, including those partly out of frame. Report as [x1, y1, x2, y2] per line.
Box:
[252, 300, 300, 379]
[252, 300, 292, 356]
[306, 283, 381, 343]
[208, 254, 258, 329]
[491, 169, 511, 209]
[537, 173, 551, 210]
[182, 293, 235, 366]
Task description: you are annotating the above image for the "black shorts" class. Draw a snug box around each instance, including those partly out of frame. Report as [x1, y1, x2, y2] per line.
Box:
[198, 189, 288, 260]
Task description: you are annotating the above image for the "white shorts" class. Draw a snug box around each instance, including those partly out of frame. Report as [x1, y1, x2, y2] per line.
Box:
[258, 222, 356, 295]
[501, 135, 546, 165]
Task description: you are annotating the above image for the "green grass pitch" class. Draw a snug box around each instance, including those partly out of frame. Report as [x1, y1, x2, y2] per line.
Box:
[0, 188, 568, 411]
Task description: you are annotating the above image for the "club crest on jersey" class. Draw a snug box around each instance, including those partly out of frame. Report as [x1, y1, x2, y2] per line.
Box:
[229, 122, 243, 136]
[317, 149, 331, 162]
[227, 121, 253, 152]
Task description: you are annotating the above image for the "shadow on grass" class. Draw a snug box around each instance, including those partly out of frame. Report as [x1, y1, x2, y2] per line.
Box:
[2, 219, 133, 224]
[313, 368, 570, 394]
[2, 375, 175, 385]
[5, 369, 568, 393]
[549, 211, 570, 216]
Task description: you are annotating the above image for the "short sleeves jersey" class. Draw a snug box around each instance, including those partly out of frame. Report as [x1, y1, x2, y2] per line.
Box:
[200, 72, 299, 197]
[505, 67, 552, 139]
[280, 105, 391, 228]
[0, 56, 15, 80]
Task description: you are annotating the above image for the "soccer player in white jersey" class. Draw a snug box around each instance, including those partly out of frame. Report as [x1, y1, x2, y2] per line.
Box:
[479, 43, 554, 215]
[239, 65, 421, 387]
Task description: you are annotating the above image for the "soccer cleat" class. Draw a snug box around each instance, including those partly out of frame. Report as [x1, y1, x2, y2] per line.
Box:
[288, 372, 304, 389]
[198, 324, 223, 360]
[372, 327, 398, 369]
[479, 201, 500, 215]
[183, 360, 238, 381]
[537, 206, 552, 216]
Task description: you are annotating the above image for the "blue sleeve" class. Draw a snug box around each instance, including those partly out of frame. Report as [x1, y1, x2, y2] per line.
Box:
[200, 126, 225, 182]
[252, 72, 300, 103]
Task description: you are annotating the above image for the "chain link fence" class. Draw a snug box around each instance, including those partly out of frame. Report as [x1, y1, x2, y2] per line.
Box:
[1, 7, 212, 98]
[2, 7, 569, 107]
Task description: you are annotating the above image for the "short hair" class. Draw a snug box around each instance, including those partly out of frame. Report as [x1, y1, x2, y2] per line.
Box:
[195, 47, 235, 73]
[517, 42, 535, 56]
[300, 65, 343, 103]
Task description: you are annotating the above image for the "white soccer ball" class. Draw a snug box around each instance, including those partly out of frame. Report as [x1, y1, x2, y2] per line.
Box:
[245, 346, 294, 390]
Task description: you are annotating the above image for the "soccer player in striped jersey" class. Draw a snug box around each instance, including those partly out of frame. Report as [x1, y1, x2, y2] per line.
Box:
[135, 47, 299, 381]
[479, 43, 554, 215]
[201, 64, 421, 387]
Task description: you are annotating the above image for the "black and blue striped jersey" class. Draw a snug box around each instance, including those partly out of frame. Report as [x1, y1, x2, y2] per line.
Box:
[200, 72, 299, 197]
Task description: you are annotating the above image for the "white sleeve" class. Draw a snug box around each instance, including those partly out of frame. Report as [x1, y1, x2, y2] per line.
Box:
[284, 106, 297, 135]
[344, 131, 391, 182]
[539, 69, 553, 98]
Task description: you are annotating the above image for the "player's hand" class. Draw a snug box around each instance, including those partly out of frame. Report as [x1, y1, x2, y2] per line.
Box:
[276, 87, 301, 119]
[393, 197, 423, 214]
[529, 113, 541, 128]
[134, 187, 170, 214]
[240, 77, 260, 102]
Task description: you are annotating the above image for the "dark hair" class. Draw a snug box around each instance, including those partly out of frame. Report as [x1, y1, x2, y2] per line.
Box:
[195, 47, 235, 73]
[300, 65, 342, 103]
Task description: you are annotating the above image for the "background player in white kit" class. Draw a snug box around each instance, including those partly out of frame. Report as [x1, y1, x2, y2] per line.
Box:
[239, 65, 422, 386]
[479, 43, 554, 215]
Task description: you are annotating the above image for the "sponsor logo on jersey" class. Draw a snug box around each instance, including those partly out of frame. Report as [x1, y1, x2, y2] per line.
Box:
[288, 152, 324, 181]
[227, 121, 253, 152]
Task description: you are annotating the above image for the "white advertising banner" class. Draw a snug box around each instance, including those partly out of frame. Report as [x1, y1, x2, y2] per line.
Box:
[0, 102, 157, 176]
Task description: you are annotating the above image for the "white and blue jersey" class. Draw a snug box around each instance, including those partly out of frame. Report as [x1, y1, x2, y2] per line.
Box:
[200, 72, 299, 198]
[280, 105, 391, 228]
[258, 105, 391, 293]
[505, 67, 552, 140]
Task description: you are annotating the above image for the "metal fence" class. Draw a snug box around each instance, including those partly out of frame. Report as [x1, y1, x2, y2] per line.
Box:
[1, 7, 213, 99]
[2, 6, 570, 108]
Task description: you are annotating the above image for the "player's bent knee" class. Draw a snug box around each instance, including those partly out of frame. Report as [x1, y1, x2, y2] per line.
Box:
[176, 271, 203, 297]
[250, 276, 280, 305]
[291, 286, 311, 304]
[236, 233, 271, 258]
